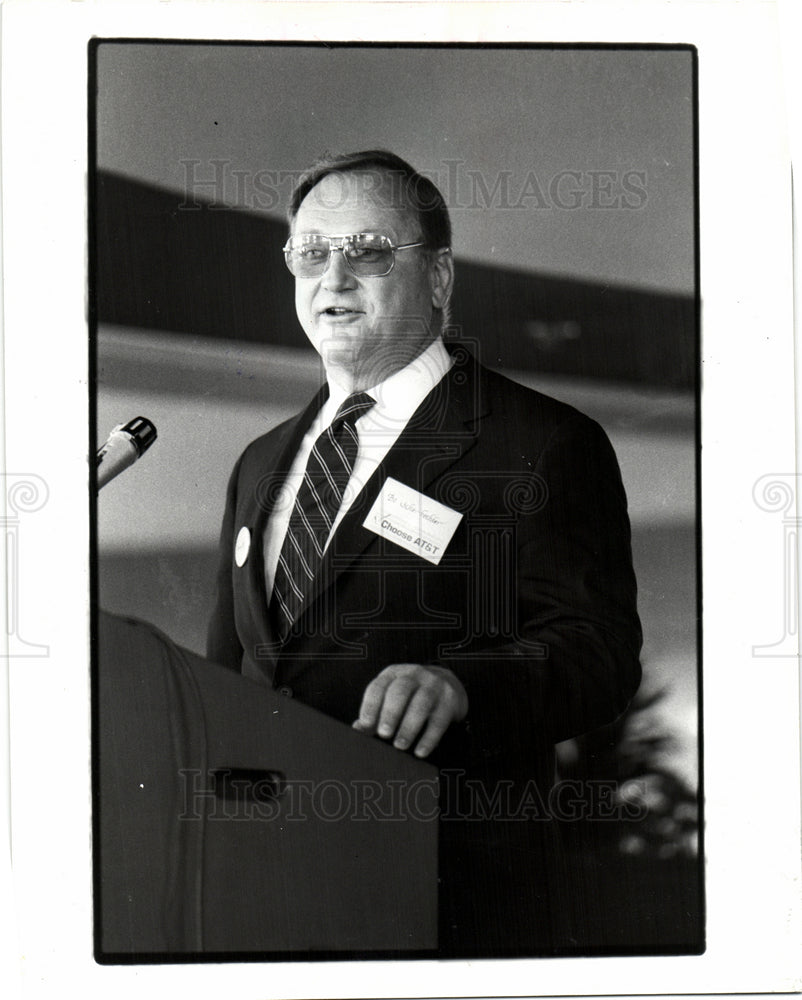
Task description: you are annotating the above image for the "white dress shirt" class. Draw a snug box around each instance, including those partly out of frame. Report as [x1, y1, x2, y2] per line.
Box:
[262, 337, 453, 596]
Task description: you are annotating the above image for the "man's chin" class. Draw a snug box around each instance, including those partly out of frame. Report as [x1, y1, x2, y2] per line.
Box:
[319, 333, 366, 368]
[315, 328, 437, 391]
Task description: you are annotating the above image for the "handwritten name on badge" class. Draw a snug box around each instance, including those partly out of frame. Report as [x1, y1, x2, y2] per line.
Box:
[363, 477, 463, 565]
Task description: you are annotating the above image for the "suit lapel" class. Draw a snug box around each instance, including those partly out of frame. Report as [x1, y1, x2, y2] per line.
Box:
[293, 353, 489, 626]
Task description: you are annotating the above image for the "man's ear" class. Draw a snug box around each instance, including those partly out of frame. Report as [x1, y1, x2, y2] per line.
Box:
[429, 248, 454, 311]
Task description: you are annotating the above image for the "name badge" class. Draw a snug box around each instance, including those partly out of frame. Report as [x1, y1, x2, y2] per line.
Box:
[363, 477, 463, 565]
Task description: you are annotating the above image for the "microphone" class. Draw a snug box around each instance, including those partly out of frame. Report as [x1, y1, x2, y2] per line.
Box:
[97, 416, 157, 490]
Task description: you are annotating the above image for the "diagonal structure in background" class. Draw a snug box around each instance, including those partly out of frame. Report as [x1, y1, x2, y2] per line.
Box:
[95, 171, 695, 389]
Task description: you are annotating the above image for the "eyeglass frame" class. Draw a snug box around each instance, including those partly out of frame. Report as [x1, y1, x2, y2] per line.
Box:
[282, 231, 434, 278]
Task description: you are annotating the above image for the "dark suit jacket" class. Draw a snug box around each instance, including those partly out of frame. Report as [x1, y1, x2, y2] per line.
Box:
[208, 346, 642, 955]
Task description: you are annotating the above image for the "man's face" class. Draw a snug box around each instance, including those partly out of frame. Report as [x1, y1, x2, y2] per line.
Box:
[290, 170, 451, 390]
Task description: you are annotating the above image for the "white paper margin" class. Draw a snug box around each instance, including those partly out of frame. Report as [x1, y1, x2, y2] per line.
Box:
[1, 1, 800, 998]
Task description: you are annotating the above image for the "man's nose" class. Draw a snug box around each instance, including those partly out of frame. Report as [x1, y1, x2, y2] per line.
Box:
[321, 247, 357, 289]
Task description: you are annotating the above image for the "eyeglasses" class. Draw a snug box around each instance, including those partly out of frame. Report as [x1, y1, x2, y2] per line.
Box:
[282, 232, 427, 278]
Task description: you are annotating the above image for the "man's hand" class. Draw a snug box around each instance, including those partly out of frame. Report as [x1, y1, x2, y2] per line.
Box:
[352, 663, 468, 758]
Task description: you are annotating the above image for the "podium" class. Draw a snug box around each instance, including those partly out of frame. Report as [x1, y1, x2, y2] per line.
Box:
[96, 612, 438, 958]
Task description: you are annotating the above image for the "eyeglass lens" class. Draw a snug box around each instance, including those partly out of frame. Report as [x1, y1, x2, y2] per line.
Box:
[285, 234, 395, 277]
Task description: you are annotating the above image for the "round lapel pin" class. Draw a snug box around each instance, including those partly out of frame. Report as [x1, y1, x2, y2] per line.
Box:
[235, 526, 251, 567]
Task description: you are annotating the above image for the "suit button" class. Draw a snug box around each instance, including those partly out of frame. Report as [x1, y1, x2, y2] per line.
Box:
[278, 685, 293, 698]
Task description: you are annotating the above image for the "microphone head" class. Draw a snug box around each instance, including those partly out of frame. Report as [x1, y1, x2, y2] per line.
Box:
[121, 416, 157, 457]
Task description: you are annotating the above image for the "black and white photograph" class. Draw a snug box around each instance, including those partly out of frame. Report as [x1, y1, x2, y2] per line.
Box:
[1, 2, 800, 997]
[92, 41, 700, 960]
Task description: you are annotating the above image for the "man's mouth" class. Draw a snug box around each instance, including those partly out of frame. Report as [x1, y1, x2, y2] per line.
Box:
[319, 307, 363, 318]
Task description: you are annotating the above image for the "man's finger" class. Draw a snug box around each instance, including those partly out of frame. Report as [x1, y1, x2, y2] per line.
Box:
[376, 674, 419, 738]
[391, 685, 438, 750]
[412, 699, 456, 758]
[355, 667, 397, 730]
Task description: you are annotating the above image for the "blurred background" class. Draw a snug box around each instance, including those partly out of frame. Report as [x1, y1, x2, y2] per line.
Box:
[94, 42, 699, 951]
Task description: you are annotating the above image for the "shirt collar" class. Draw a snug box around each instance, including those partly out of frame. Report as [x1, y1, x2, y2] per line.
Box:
[367, 338, 452, 418]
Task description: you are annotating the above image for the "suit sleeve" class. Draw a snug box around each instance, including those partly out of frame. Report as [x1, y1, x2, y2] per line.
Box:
[206, 454, 245, 671]
[450, 411, 642, 748]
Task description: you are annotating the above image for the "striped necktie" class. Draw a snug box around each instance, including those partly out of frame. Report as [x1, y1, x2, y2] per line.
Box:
[271, 391, 375, 643]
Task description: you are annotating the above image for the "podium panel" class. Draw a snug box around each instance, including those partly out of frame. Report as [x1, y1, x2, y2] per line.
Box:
[96, 612, 438, 957]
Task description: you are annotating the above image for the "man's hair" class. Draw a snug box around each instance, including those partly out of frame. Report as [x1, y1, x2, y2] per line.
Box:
[287, 149, 452, 251]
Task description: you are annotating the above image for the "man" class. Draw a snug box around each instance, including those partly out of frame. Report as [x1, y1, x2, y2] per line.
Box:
[208, 149, 642, 956]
